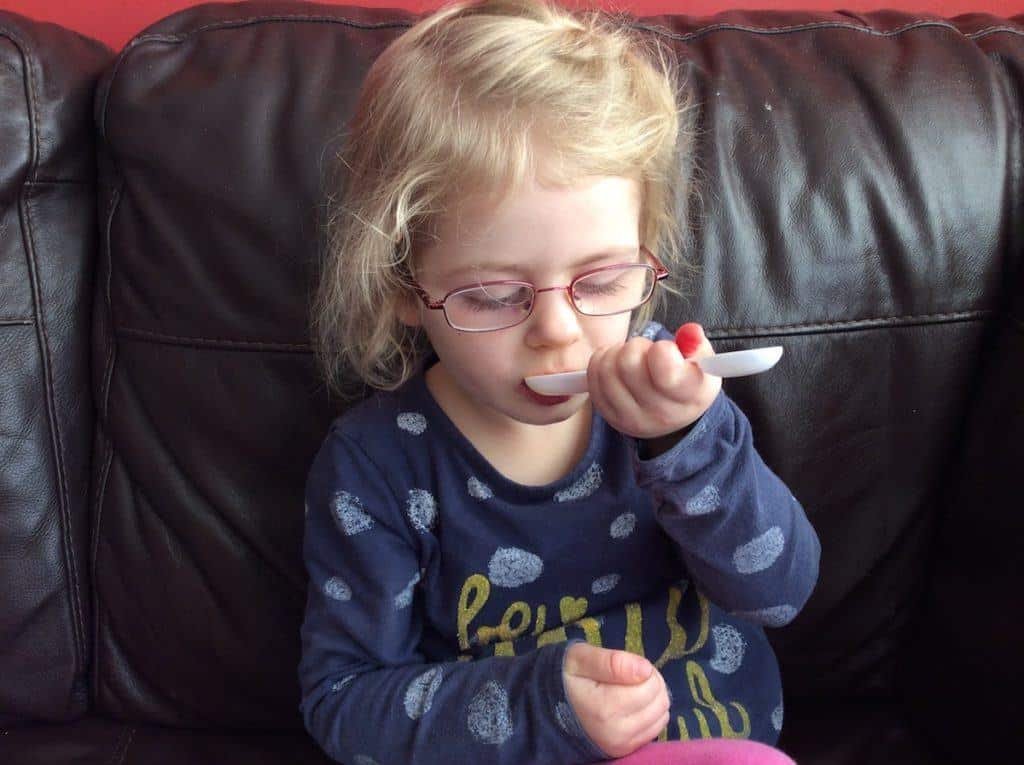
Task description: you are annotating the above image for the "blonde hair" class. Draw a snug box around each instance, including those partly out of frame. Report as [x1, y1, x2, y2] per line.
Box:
[313, 0, 700, 400]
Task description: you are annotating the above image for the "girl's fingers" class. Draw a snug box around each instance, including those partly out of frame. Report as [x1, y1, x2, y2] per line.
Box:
[613, 338, 662, 412]
[602, 666, 668, 718]
[646, 340, 698, 403]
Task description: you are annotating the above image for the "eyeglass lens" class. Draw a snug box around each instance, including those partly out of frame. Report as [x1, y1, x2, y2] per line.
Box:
[444, 264, 655, 331]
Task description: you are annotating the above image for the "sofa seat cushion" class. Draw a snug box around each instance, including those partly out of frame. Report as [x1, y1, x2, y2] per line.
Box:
[0, 715, 333, 764]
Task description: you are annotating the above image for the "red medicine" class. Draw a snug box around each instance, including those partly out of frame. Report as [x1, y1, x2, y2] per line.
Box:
[674, 322, 703, 358]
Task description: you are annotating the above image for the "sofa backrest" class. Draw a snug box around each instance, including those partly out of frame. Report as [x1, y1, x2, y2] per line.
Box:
[0, 10, 110, 725]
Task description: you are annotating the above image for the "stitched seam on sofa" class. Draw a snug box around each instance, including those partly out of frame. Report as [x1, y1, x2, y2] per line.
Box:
[0, 318, 33, 324]
[22, 181, 88, 678]
[116, 326, 311, 350]
[25, 178, 92, 186]
[10, 25, 89, 676]
[91, 179, 121, 703]
[709, 309, 992, 337]
[968, 25, 1024, 40]
[0, 28, 39, 181]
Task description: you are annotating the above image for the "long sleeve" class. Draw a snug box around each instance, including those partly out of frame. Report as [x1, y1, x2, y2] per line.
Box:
[298, 429, 605, 765]
[633, 388, 820, 628]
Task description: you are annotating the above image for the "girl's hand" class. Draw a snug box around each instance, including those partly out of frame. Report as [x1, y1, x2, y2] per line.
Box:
[586, 323, 722, 441]
[563, 642, 670, 758]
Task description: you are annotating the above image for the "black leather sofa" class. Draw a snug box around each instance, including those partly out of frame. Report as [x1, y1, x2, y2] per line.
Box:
[2, 2, 1022, 763]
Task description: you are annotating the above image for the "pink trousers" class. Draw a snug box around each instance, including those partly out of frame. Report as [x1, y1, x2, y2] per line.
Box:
[608, 739, 796, 765]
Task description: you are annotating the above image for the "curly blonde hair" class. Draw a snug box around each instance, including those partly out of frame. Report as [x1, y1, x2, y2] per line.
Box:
[312, 0, 700, 400]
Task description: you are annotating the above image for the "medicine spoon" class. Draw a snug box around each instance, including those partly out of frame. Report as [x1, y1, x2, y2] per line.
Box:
[524, 346, 784, 396]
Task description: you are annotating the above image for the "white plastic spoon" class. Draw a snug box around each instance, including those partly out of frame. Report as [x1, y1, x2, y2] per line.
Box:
[524, 346, 784, 396]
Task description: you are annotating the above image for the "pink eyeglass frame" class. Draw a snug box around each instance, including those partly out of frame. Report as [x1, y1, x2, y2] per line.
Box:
[409, 245, 669, 332]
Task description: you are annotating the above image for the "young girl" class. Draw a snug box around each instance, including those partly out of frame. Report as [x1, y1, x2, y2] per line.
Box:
[299, 2, 818, 764]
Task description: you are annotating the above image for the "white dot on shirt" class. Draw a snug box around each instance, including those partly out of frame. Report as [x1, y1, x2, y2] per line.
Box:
[323, 576, 352, 602]
[732, 604, 797, 627]
[591, 574, 620, 595]
[709, 624, 746, 674]
[406, 489, 437, 533]
[330, 675, 356, 693]
[468, 476, 493, 500]
[610, 513, 636, 539]
[772, 701, 784, 731]
[488, 547, 543, 588]
[686, 484, 721, 516]
[394, 571, 422, 609]
[404, 667, 443, 720]
[353, 756, 379, 765]
[733, 526, 785, 574]
[397, 412, 427, 435]
[467, 681, 514, 745]
[554, 463, 603, 503]
[331, 490, 375, 536]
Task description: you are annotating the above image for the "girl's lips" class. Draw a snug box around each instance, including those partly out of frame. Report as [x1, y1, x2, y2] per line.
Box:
[519, 381, 571, 406]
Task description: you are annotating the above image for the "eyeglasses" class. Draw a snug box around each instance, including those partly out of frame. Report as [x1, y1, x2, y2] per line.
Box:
[410, 245, 669, 332]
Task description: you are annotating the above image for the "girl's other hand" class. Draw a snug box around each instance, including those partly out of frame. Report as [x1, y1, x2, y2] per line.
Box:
[586, 323, 721, 440]
[563, 642, 671, 758]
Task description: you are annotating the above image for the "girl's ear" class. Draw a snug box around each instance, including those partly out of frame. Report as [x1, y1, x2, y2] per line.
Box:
[395, 291, 422, 328]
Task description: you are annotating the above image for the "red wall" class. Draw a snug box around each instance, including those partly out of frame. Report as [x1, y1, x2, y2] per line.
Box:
[6, 1, 1023, 52]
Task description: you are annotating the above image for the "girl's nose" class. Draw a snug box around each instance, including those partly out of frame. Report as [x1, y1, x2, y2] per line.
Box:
[524, 287, 581, 348]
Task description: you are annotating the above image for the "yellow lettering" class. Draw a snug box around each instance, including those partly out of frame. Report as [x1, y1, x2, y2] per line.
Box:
[560, 596, 602, 647]
[686, 661, 750, 739]
[625, 602, 645, 657]
[654, 586, 709, 669]
[676, 714, 691, 741]
[457, 574, 490, 652]
[493, 641, 515, 657]
[533, 605, 547, 635]
[477, 601, 532, 647]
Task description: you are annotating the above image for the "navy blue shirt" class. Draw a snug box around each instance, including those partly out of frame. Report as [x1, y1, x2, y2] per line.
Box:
[299, 322, 820, 765]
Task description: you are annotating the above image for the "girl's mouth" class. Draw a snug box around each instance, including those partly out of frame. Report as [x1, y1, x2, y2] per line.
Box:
[519, 381, 571, 406]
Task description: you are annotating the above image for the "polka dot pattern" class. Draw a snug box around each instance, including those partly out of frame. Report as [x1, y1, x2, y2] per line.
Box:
[331, 491, 375, 536]
[406, 489, 437, 533]
[609, 513, 636, 539]
[394, 571, 422, 609]
[591, 574, 620, 595]
[709, 624, 746, 674]
[488, 547, 543, 588]
[732, 605, 797, 627]
[324, 576, 352, 602]
[733, 526, 785, 574]
[467, 476, 493, 500]
[685, 484, 720, 516]
[397, 412, 427, 435]
[554, 463, 603, 503]
[404, 667, 443, 720]
[772, 701, 784, 731]
[467, 681, 514, 745]
[330, 675, 356, 693]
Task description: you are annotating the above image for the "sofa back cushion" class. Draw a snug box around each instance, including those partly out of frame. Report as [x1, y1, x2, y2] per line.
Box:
[0, 11, 110, 724]
[91, 0, 1023, 735]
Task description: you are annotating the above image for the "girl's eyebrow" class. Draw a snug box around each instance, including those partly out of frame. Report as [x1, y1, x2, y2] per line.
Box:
[442, 246, 639, 281]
